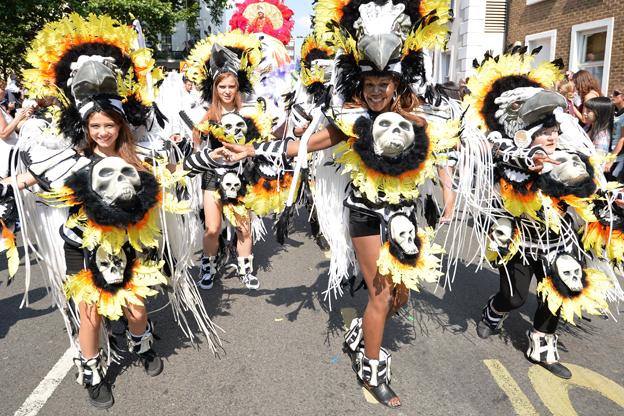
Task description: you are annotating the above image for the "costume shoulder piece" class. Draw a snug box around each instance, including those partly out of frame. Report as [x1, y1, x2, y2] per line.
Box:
[22, 13, 163, 146]
[185, 30, 262, 103]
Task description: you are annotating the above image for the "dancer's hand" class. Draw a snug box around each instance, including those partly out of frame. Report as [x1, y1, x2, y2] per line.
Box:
[222, 142, 255, 161]
[529, 153, 560, 173]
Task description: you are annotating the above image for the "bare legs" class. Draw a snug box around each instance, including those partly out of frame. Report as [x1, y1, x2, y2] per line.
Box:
[202, 191, 223, 257]
[438, 165, 456, 223]
[351, 234, 407, 407]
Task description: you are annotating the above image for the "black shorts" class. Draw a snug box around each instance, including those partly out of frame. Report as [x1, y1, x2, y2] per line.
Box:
[64, 242, 86, 276]
[201, 170, 219, 191]
[348, 208, 381, 238]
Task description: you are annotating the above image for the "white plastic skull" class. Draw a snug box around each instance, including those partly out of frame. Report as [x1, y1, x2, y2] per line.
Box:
[548, 151, 590, 186]
[554, 254, 583, 292]
[372, 112, 415, 157]
[488, 217, 514, 251]
[221, 172, 242, 199]
[221, 113, 247, 143]
[95, 246, 127, 285]
[91, 157, 141, 205]
[389, 215, 418, 255]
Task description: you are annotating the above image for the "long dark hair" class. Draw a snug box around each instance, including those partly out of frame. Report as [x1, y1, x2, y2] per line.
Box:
[81, 109, 145, 171]
[584, 96, 614, 141]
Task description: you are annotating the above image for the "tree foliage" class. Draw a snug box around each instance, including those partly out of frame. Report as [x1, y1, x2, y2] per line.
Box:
[0, 0, 230, 77]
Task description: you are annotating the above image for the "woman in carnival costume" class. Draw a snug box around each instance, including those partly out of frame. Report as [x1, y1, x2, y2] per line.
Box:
[184, 30, 291, 291]
[219, 0, 455, 407]
[2, 14, 221, 408]
[452, 47, 622, 379]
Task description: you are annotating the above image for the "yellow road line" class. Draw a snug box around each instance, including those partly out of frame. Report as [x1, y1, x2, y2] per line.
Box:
[483, 359, 539, 416]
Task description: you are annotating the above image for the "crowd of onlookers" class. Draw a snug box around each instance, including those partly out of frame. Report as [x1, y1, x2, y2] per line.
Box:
[557, 70, 624, 180]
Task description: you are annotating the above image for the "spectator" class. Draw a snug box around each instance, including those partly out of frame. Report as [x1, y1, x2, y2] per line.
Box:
[572, 70, 602, 126]
[558, 80, 583, 120]
[583, 96, 614, 160]
[0, 79, 34, 145]
[607, 89, 624, 178]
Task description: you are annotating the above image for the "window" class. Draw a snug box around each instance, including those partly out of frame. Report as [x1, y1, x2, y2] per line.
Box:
[525, 30, 557, 66]
[569, 18, 614, 93]
[485, 0, 507, 34]
[433, 48, 454, 83]
[160, 34, 172, 52]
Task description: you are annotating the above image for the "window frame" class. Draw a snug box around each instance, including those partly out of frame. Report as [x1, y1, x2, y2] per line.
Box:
[569, 17, 614, 93]
[525, 29, 557, 62]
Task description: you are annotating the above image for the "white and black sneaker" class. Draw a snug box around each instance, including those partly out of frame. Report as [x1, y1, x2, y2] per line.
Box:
[198, 255, 217, 290]
[237, 255, 259, 290]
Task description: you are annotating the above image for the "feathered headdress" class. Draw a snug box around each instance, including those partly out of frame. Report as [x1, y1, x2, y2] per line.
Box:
[229, 0, 295, 45]
[22, 13, 163, 145]
[185, 30, 262, 103]
[300, 34, 336, 104]
[314, 0, 451, 101]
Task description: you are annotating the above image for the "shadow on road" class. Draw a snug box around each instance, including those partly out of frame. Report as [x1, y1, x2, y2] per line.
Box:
[0, 287, 56, 339]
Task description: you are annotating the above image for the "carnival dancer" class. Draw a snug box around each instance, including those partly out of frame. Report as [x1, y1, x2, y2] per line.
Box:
[186, 31, 286, 290]
[3, 14, 220, 408]
[454, 47, 618, 380]
[217, 0, 454, 407]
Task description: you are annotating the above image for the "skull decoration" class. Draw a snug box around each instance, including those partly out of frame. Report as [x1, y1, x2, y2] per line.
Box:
[221, 172, 242, 199]
[389, 214, 418, 255]
[91, 157, 141, 205]
[547, 151, 590, 186]
[372, 112, 415, 157]
[554, 254, 583, 292]
[487, 217, 514, 251]
[221, 113, 248, 143]
[95, 246, 127, 285]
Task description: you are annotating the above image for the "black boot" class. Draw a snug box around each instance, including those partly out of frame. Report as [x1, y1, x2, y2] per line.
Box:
[477, 296, 509, 339]
[526, 330, 572, 379]
[127, 320, 163, 377]
[343, 317, 364, 371]
[74, 352, 114, 409]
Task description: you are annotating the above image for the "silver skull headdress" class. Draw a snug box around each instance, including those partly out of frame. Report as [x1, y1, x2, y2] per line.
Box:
[389, 214, 418, 255]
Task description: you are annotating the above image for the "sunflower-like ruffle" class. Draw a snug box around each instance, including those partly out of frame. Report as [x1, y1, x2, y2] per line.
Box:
[244, 175, 292, 216]
[536, 269, 611, 324]
[582, 222, 624, 263]
[22, 13, 162, 105]
[377, 227, 444, 291]
[485, 226, 521, 266]
[212, 191, 249, 228]
[196, 103, 273, 145]
[499, 179, 565, 233]
[64, 260, 167, 320]
[463, 51, 563, 130]
[185, 30, 262, 91]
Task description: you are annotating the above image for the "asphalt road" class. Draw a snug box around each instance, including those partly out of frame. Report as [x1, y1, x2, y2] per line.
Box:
[1, 216, 624, 416]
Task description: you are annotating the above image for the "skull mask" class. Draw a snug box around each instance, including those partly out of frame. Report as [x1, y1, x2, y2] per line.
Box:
[95, 246, 127, 285]
[547, 151, 590, 186]
[221, 113, 247, 143]
[221, 172, 242, 199]
[554, 254, 583, 292]
[91, 157, 141, 205]
[372, 112, 415, 157]
[389, 214, 418, 255]
[488, 217, 514, 251]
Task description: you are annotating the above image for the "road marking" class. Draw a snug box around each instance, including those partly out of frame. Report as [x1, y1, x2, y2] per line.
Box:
[362, 387, 379, 404]
[340, 307, 357, 331]
[483, 359, 539, 416]
[14, 347, 74, 416]
[528, 363, 624, 416]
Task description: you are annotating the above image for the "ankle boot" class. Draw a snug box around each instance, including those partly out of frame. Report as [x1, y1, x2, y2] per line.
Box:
[526, 330, 572, 379]
[477, 296, 509, 339]
[238, 255, 259, 289]
[74, 351, 113, 409]
[127, 320, 163, 377]
[354, 347, 400, 408]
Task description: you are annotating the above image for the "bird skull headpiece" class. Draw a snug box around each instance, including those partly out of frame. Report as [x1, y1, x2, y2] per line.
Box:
[389, 214, 418, 255]
[488, 217, 514, 252]
[554, 254, 583, 292]
[91, 157, 141, 205]
[493, 87, 543, 138]
[546, 151, 590, 186]
[95, 246, 127, 285]
[221, 172, 242, 199]
[354, 1, 412, 72]
[372, 112, 415, 157]
[221, 113, 248, 143]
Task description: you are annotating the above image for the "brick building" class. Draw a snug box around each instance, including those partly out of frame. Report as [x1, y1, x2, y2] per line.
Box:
[506, 0, 623, 94]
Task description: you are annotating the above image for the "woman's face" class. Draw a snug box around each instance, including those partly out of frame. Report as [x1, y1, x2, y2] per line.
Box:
[87, 112, 120, 152]
[362, 75, 397, 113]
[582, 107, 596, 123]
[531, 126, 559, 154]
[217, 76, 238, 106]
